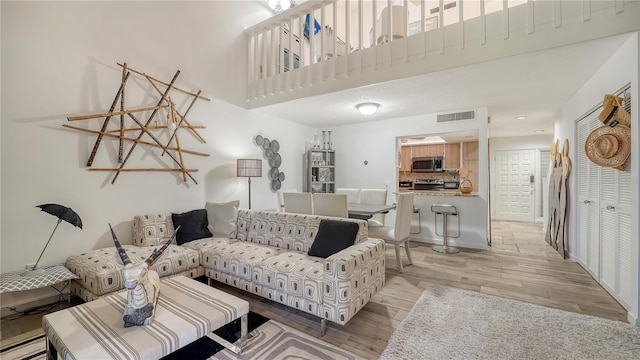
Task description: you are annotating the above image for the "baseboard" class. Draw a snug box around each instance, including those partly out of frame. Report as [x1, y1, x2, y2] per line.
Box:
[408, 237, 487, 250]
[628, 310, 639, 326]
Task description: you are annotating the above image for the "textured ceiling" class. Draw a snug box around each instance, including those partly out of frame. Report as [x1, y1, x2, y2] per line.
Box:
[253, 33, 630, 138]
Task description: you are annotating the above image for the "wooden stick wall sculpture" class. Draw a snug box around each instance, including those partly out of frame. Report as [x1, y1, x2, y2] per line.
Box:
[64, 63, 211, 185]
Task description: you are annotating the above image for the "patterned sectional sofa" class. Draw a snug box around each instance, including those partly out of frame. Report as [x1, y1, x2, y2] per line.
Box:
[65, 209, 386, 327]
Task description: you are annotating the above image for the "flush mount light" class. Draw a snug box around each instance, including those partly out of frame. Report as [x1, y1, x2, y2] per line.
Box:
[268, 0, 291, 13]
[356, 102, 380, 115]
[515, 115, 528, 120]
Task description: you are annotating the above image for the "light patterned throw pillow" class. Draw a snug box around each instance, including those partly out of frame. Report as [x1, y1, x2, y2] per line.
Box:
[133, 213, 175, 247]
[205, 200, 240, 238]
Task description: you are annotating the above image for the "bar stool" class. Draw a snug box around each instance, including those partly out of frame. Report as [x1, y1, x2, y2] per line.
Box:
[431, 204, 460, 254]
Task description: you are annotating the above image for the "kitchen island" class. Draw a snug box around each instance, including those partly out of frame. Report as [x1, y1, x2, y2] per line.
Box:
[399, 189, 488, 250]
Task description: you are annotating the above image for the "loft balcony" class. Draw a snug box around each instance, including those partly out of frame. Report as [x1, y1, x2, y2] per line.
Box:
[244, 0, 639, 109]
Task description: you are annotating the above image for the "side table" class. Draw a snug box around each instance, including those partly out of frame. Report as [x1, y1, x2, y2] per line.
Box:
[0, 264, 79, 304]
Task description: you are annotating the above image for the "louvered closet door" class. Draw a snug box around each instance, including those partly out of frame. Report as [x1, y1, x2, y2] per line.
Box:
[576, 116, 600, 279]
[576, 89, 634, 311]
[599, 150, 633, 309]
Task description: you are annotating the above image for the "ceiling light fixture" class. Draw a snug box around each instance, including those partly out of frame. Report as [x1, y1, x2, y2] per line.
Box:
[400, 135, 445, 146]
[268, 0, 291, 14]
[515, 115, 528, 120]
[356, 102, 380, 115]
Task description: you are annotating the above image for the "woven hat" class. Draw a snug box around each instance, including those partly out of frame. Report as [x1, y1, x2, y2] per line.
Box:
[598, 94, 631, 128]
[585, 124, 631, 170]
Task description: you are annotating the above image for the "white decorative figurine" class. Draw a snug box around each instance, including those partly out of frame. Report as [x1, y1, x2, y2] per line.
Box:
[109, 223, 179, 327]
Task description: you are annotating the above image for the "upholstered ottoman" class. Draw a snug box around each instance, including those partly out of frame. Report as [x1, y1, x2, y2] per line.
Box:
[44, 276, 249, 359]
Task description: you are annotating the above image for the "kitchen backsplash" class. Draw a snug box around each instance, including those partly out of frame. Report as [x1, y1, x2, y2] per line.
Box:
[399, 170, 459, 183]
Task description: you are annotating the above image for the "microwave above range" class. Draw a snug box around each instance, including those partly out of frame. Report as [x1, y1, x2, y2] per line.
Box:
[411, 156, 444, 173]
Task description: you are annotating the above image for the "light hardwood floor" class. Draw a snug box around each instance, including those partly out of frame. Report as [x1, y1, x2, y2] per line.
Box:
[0, 221, 629, 359]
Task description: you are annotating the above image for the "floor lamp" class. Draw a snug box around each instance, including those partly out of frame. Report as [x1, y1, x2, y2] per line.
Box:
[237, 159, 262, 209]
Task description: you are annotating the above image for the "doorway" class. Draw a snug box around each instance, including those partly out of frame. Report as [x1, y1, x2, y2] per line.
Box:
[493, 149, 536, 222]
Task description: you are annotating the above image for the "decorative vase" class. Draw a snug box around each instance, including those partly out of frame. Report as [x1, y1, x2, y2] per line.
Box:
[328, 131, 332, 150]
[322, 131, 327, 149]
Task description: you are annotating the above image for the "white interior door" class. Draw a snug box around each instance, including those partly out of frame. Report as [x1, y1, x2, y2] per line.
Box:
[494, 149, 536, 222]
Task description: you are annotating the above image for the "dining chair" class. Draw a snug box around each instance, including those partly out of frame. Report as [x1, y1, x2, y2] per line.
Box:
[335, 188, 361, 203]
[312, 193, 348, 218]
[276, 188, 298, 212]
[283, 192, 313, 215]
[360, 188, 388, 227]
[368, 192, 414, 273]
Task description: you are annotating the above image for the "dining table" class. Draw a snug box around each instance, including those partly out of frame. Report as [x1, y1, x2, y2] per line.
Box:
[347, 202, 396, 220]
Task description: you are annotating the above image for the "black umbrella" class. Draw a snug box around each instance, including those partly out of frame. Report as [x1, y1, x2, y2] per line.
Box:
[31, 204, 83, 271]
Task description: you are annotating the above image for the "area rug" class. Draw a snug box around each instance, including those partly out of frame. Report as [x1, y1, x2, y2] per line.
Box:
[0, 330, 47, 360]
[1, 312, 361, 360]
[209, 320, 362, 360]
[380, 284, 640, 360]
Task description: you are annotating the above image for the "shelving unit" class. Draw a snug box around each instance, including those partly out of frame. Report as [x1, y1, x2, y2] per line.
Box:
[305, 149, 335, 193]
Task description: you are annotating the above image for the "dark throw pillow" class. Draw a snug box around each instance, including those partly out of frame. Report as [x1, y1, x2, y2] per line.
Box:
[308, 220, 359, 258]
[171, 209, 213, 245]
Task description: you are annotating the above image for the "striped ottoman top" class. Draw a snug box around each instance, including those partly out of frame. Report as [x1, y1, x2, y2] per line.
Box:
[43, 276, 248, 360]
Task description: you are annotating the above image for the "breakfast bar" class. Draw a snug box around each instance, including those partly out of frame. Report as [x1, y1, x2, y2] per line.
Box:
[398, 189, 487, 250]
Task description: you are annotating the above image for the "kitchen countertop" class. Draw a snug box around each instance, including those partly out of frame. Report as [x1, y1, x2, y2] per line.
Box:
[398, 188, 479, 197]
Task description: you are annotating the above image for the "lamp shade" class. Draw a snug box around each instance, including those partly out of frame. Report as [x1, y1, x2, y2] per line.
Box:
[237, 159, 262, 177]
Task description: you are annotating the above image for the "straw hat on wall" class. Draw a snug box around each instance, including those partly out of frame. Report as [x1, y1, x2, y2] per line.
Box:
[585, 124, 631, 171]
[598, 94, 631, 128]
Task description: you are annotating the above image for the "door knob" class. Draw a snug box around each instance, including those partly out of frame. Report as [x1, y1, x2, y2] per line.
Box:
[583, 200, 591, 204]
[606, 205, 615, 211]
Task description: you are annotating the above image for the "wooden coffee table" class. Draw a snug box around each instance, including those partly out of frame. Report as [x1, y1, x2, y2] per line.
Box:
[42, 275, 248, 359]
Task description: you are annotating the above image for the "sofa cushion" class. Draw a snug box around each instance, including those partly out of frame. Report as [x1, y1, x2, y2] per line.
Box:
[171, 209, 212, 245]
[253, 251, 324, 303]
[133, 213, 175, 247]
[180, 237, 235, 265]
[206, 201, 239, 238]
[247, 212, 320, 251]
[65, 244, 199, 296]
[200, 242, 284, 281]
[236, 209, 252, 241]
[247, 211, 369, 252]
[308, 219, 359, 258]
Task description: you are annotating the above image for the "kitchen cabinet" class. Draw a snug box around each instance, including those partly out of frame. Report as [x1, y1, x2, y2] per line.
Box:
[413, 144, 444, 157]
[400, 146, 412, 171]
[305, 149, 335, 193]
[444, 143, 460, 170]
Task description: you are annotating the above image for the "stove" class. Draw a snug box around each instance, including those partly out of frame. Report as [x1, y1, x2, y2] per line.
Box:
[413, 178, 444, 191]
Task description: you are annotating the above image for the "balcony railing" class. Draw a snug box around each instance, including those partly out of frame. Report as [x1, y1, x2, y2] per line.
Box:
[244, 0, 638, 105]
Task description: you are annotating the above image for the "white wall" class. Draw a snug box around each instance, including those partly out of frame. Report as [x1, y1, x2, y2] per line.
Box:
[0, 1, 315, 277]
[330, 107, 489, 249]
[556, 32, 639, 325]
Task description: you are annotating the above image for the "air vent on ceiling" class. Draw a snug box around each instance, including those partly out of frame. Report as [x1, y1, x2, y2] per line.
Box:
[437, 110, 476, 123]
[430, 2, 457, 14]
